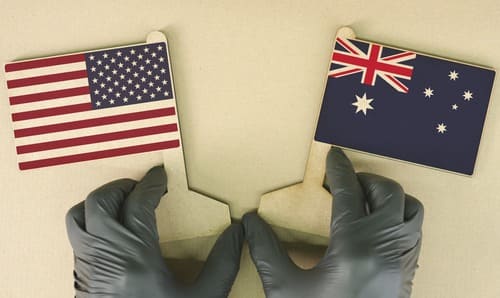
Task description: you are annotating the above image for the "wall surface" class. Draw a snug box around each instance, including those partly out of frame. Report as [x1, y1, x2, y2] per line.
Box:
[1, 1, 500, 297]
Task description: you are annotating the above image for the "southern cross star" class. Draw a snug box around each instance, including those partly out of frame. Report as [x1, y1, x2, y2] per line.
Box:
[423, 87, 434, 98]
[449, 70, 459, 80]
[436, 123, 447, 134]
[352, 93, 374, 116]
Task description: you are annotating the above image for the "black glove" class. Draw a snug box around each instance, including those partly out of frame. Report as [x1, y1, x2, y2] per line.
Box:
[66, 166, 244, 298]
[243, 147, 424, 298]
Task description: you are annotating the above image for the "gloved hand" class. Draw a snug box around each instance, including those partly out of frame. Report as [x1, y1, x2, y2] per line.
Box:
[66, 166, 244, 298]
[243, 147, 424, 298]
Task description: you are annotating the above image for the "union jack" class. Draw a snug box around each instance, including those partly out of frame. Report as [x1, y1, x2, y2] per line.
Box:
[329, 37, 416, 93]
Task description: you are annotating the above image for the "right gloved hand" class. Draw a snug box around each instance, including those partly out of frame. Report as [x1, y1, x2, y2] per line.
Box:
[243, 147, 424, 298]
[66, 166, 244, 298]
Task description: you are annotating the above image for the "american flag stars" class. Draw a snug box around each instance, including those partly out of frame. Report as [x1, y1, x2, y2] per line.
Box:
[86, 42, 173, 110]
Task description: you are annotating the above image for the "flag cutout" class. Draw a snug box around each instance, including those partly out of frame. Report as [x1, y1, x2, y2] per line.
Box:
[315, 37, 495, 175]
[5, 41, 181, 170]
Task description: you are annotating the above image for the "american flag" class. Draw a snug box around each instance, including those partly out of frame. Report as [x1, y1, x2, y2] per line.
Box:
[316, 37, 495, 175]
[5, 42, 180, 170]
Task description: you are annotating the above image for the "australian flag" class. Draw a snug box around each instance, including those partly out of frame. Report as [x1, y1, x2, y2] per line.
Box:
[315, 37, 495, 175]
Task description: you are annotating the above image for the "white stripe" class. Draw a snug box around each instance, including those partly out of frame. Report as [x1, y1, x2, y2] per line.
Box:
[7, 78, 89, 97]
[17, 132, 180, 162]
[15, 115, 178, 146]
[5, 62, 86, 80]
[10, 94, 91, 114]
[12, 99, 176, 128]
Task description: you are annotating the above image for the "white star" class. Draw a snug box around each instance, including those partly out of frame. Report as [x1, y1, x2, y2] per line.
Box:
[104, 65, 110, 70]
[153, 64, 158, 69]
[142, 88, 148, 94]
[91, 67, 96, 72]
[141, 77, 146, 82]
[156, 86, 161, 92]
[123, 97, 128, 103]
[139, 66, 145, 71]
[159, 57, 165, 62]
[107, 87, 113, 93]
[148, 82, 154, 87]
[109, 99, 115, 104]
[115, 92, 121, 97]
[132, 61, 137, 66]
[164, 91, 169, 96]
[95, 101, 101, 107]
[151, 93, 156, 99]
[111, 58, 116, 63]
[97, 60, 102, 65]
[106, 76, 111, 82]
[119, 74, 125, 80]
[94, 90, 99, 95]
[130, 49, 136, 55]
[89, 55, 95, 60]
[127, 79, 133, 84]
[92, 78, 98, 84]
[463, 90, 473, 101]
[147, 70, 152, 76]
[138, 54, 143, 59]
[144, 47, 149, 53]
[151, 52, 157, 57]
[98, 71, 104, 77]
[352, 93, 374, 115]
[126, 68, 131, 73]
[112, 69, 117, 75]
[137, 95, 142, 100]
[133, 72, 139, 78]
[135, 84, 140, 89]
[145, 59, 151, 64]
[452, 104, 459, 110]
[436, 123, 447, 134]
[162, 80, 168, 85]
[101, 94, 107, 99]
[117, 51, 122, 57]
[121, 86, 127, 91]
[157, 45, 163, 51]
[160, 68, 166, 73]
[448, 70, 459, 81]
[100, 83, 105, 88]
[103, 53, 108, 59]
[155, 75, 160, 80]
[113, 81, 119, 86]
[129, 90, 135, 95]
[124, 56, 130, 61]
[423, 87, 434, 98]
[118, 63, 124, 68]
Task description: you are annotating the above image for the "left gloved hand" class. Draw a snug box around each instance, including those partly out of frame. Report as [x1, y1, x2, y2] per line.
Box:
[66, 165, 244, 298]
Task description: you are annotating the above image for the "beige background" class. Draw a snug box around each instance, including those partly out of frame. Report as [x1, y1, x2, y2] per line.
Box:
[1, 0, 500, 297]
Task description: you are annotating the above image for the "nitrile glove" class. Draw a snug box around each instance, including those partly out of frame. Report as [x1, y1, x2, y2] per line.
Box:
[66, 166, 244, 298]
[243, 147, 424, 298]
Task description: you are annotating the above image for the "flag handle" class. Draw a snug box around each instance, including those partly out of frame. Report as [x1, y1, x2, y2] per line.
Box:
[303, 140, 331, 186]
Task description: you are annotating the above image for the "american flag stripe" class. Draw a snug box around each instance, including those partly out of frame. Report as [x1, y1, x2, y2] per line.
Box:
[7, 69, 88, 88]
[18, 140, 180, 171]
[9, 87, 90, 105]
[5, 53, 85, 72]
[17, 132, 180, 162]
[16, 124, 178, 154]
[14, 106, 175, 137]
[6, 42, 180, 170]
[15, 116, 176, 146]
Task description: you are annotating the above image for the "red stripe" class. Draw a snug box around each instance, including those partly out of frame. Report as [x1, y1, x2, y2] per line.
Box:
[9, 86, 90, 105]
[17, 123, 178, 154]
[330, 68, 363, 78]
[5, 54, 86, 72]
[7, 70, 88, 88]
[332, 52, 414, 78]
[385, 75, 409, 93]
[336, 38, 361, 55]
[382, 52, 415, 61]
[18, 140, 180, 170]
[14, 107, 176, 138]
[12, 102, 91, 122]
